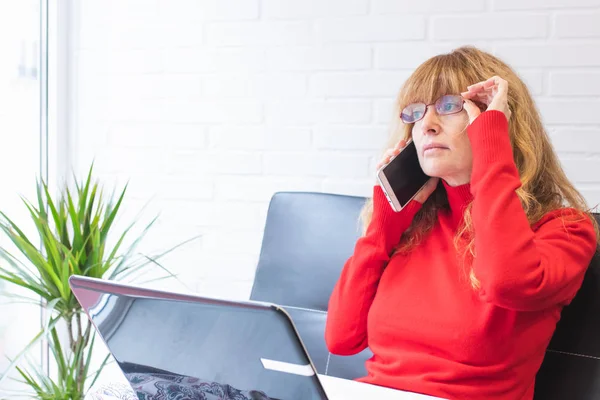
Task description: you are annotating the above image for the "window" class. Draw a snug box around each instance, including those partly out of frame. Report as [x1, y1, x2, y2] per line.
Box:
[0, 0, 47, 394]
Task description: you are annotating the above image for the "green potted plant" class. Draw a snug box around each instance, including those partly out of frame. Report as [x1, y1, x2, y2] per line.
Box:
[0, 165, 196, 399]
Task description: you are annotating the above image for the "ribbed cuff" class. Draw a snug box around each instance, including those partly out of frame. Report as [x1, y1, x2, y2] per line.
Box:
[467, 110, 522, 192]
[371, 185, 421, 252]
[467, 110, 512, 166]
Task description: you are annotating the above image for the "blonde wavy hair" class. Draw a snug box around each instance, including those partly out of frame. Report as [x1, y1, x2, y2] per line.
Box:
[360, 46, 598, 288]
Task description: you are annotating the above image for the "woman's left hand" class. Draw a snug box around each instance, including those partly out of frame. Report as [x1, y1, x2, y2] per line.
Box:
[461, 76, 511, 124]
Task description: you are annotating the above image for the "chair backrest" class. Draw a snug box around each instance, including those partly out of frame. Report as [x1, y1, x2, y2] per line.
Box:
[250, 191, 367, 312]
[250, 191, 371, 379]
[251, 192, 600, 398]
[533, 213, 600, 399]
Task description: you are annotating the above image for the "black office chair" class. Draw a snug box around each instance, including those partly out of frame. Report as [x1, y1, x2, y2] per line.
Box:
[250, 191, 600, 399]
[534, 214, 600, 399]
[250, 191, 371, 379]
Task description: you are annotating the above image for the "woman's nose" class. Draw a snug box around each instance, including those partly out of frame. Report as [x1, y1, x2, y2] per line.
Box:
[420, 105, 441, 135]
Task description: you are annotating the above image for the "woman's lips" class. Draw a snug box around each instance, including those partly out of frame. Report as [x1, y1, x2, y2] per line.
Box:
[423, 143, 449, 153]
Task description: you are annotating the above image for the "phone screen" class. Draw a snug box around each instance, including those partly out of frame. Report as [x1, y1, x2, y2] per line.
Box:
[380, 141, 430, 209]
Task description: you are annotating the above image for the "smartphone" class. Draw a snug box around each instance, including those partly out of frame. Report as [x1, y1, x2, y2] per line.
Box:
[376, 139, 430, 212]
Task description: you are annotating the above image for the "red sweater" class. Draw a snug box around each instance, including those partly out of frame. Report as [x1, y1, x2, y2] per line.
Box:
[325, 111, 597, 400]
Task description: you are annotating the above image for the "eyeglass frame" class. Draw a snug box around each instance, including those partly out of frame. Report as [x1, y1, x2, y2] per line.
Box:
[400, 94, 466, 124]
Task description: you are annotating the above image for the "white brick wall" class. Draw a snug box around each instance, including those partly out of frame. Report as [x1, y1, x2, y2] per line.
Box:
[69, 0, 600, 302]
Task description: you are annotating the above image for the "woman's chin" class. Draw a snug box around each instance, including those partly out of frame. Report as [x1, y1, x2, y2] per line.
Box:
[422, 165, 446, 178]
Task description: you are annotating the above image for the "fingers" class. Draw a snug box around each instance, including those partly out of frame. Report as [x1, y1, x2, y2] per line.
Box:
[414, 177, 440, 204]
[488, 76, 508, 95]
[462, 76, 507, 97]
[461, 98, 482, 124]
[462, 76, 510, 121]
[423, 177, 440, 193]
[376, 139, 408, 170]
[395, 139, 407, 150]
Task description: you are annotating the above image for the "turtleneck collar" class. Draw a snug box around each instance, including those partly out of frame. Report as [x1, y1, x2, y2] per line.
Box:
[442, 179, 473, 226]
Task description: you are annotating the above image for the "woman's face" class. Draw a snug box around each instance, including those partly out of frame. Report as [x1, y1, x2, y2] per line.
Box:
[409, 95, 473, 187]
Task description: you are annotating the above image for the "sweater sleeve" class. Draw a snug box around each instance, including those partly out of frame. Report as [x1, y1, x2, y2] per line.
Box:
[468, 110, 598, 312]
[325, 185, 421, 355]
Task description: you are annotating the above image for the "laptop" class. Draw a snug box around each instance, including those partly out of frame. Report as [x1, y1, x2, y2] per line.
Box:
[69, 275, 330, 400]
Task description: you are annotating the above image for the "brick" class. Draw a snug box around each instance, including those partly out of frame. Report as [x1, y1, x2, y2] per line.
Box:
[95, 147, 168, 174]
[433, 42, 495, 55]
[80, 49, 162, 74]
[107, 74, 203, 99]
[105, 75, 164, 100]
[493, 0, 600, 10]
[265, 100, 321, 125]
[200, 228, 264, 255]
[316, 16, 425, 42]
[203, 73, 306, 98]
[314, 127, 388, 150]
[207, 21, 312, 46]
[433, 14, 548, 40]
[203, 73, 257, 98]
[209, 126, 311, 150]
[550, 128, 600, 152]
[322, 179, 374, 198]
[160, 74, 204, 99]
[158, 0, 206, 22]
[265, 100, 370, 125]
[550, 72, 600, 96]
[113, 49, 163, 74]
[372, 0, 485, 13]
[168, 124, 209, 149]
[162, 100, 263, 123]
[263, 0, 368, 18]
[158, 177, 215, 200]
[108, 98, 166, 122]
[78, 122, 110, 150]
[494, 44, 600, 67]
[158, 0, 258, 21]
[321, 101, 372, 123]
[310, 72, 410, 97]
[167, 200, 267, 228]
[375, 99, 398, 124]
[253, 73, 308, 98]
[579, 188, 600, 210]
[555, 12, 600, 38]
[263, 153, 370, 178]
[167, 150, 262, 175]
[266, 45, 372, 71]
[537, 99, 600, 124]
[108, 123, 207, 149]
[194, 254, 259, 281]
[86, 25, 163, 50]
[202, 0, 259, 20]
[214, 48, 266, 72]
[375, 44, 440, 69]
[561, 158, 600, 183]
[215, 176, 323, 201]
[163, 48, 216, 73]
[158, 22, 205, 47]
[109, 0, 160, 23]
[517, 71, 544, 96]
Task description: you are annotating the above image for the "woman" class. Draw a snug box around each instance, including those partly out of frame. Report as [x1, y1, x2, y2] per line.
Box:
[325, 46, 598, 400]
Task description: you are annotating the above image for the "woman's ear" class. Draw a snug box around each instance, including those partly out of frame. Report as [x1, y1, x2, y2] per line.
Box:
[462, 99, 483, 124]
[473, 100, 487, 112]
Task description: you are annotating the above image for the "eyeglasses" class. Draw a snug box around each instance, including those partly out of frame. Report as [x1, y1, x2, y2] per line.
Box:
[400, 94, 464, 124]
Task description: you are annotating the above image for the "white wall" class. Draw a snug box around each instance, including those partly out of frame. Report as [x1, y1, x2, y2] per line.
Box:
[69, 0, 600, 299]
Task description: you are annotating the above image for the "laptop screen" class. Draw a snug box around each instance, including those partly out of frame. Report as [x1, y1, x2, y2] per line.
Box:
[71, 278, 328, 400]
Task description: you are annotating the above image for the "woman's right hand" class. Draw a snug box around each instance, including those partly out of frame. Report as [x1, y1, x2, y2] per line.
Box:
[376, 139, 440, 205]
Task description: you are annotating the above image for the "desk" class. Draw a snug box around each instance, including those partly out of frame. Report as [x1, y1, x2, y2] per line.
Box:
[319, 375, 445, 400]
